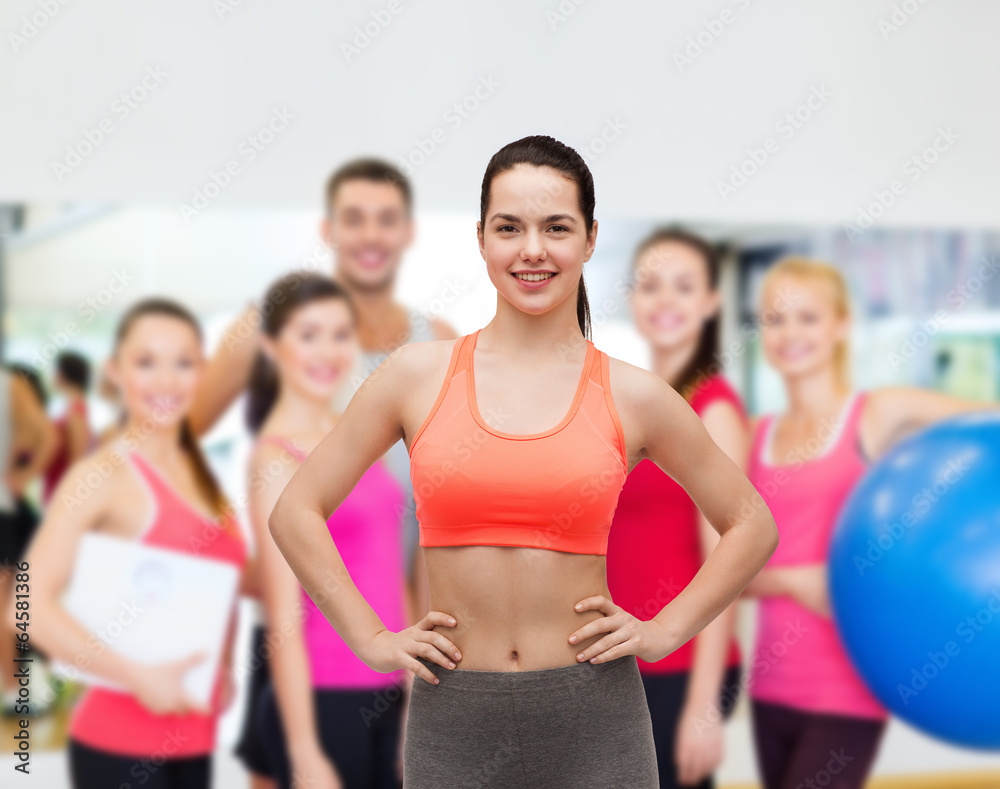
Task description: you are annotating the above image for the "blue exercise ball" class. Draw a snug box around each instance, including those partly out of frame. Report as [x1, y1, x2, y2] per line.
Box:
[829, 410, 1000, 749]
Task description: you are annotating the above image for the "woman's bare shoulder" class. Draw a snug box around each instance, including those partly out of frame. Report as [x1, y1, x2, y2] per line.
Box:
[383, 337, 462, 387]
[246, 438, 302, 502]
[605, 354, 678, 411]
[46, 439, 138, 521]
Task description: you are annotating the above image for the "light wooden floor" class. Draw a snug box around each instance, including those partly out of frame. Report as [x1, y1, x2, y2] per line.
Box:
[722, 775, 1000, 789]
[1, 702, 72, 750]
[7, 705, 1000, 789]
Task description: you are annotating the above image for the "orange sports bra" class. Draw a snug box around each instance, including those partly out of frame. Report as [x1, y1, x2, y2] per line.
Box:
[409, 329, 629, 555]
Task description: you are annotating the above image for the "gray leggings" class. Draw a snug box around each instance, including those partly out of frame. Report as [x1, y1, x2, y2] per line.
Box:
[403, 653, 659, 788]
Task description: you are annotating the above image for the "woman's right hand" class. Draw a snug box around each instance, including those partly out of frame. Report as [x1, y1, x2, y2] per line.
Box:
[782, 564, 832, 618]
[125, 651, 210, 716]
[362, 611, 462, 685]
[290, 743, 343, 789]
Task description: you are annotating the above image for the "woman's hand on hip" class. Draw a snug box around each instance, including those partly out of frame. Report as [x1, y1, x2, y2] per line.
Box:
[568, 595, 675, 664]
[362, 611, 462, 685]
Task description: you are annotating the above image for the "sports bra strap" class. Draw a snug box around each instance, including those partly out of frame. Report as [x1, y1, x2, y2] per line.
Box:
[255, 435, 308, 462]
[450, 332, 473, 377]
[586, 338, 602, 385]
[843, 390, 867, 436]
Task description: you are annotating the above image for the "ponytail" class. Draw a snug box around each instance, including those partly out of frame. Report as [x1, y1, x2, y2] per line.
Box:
[245, 351, 279, 435]
[576, 275, 591, 341]
[179, 417, 234, 526]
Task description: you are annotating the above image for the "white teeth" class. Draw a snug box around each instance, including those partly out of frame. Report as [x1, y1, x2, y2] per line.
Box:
[514, 272, 555, 282]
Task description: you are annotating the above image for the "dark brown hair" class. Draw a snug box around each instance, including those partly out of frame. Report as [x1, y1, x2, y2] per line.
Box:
[245, 272, 355, 433]
[113, 298, 232, 523]
[56, 350, 91, 390]
[631, 227, 722, 402]
[325, 157, 412, 216]
[479, 135, 595, 340]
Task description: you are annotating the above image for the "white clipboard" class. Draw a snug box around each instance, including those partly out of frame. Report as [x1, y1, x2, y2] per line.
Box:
[52, 532, 240, 708]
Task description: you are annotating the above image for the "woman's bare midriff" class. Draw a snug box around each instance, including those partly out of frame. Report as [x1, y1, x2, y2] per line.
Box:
[424, 545, 612, 672]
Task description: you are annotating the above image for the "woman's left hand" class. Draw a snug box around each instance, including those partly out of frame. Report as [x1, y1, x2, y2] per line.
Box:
[568, 596, 674, 664]
[675, 705, 724, 786]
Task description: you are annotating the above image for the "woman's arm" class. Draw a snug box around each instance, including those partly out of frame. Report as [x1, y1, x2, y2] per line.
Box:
[7, 374, 57, 495]
[188, 303, 262, 438]
[741, 567, 793, 598]
[268, 345, 461, 686]
[249, 442, 335, 772]
[216, 603, 239, 712]
[64, 402, 92, 464]
[675, 399, 749, 784]
[15, 450, 208, 714]
[868, 386, 1000, 459]
[237, 554, 262, 599]
[745, 387, 1000, 612]
[571, 363, 778, 664]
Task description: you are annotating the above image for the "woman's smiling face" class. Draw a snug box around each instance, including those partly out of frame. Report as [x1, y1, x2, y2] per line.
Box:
[262, 296, 356, 402]
[107, 313, 204, 429]
[629, 239, 719, 350]
[759, 273, 849, 378]
[478, 164, 596, 317]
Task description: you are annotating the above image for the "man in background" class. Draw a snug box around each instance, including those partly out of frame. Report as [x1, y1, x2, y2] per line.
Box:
[190, 158, 457, 623]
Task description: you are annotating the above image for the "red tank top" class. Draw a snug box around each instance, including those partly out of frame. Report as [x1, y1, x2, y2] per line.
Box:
[68, 449, 246, 757]
[43, 398, 89, 505]
[607, 375, 745, 674]
[409, 329, 627, 554]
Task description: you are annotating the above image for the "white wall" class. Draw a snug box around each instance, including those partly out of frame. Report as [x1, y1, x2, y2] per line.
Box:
[2, 2, 998, 228]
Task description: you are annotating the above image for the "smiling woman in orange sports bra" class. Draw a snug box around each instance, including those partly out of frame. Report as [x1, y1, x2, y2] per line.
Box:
[269, 135, 778, 788]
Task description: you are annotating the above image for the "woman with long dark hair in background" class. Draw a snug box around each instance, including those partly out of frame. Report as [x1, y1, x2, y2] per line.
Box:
[607, 228, 748, 789]
[240, 272, 409, 789]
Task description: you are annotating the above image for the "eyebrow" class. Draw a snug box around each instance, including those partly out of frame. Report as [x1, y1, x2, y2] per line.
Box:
[488, 213, 579, 224]
[340, 206, 403, 217]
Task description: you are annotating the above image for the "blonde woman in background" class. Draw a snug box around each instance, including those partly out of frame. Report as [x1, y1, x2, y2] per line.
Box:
[741, 257, 997, 789]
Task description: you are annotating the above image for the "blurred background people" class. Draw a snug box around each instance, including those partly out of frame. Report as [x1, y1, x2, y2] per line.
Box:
[189, 158, 457, 639]
[20, 299, 247, 789]
[2, 9, 999, 783]
[0, 363, 57, 714]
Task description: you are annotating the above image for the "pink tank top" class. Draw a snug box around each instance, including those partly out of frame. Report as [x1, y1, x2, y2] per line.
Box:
[747, 391, 887, 720]
[69, 449, 247, 757]
[258, 437, 407, 689]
